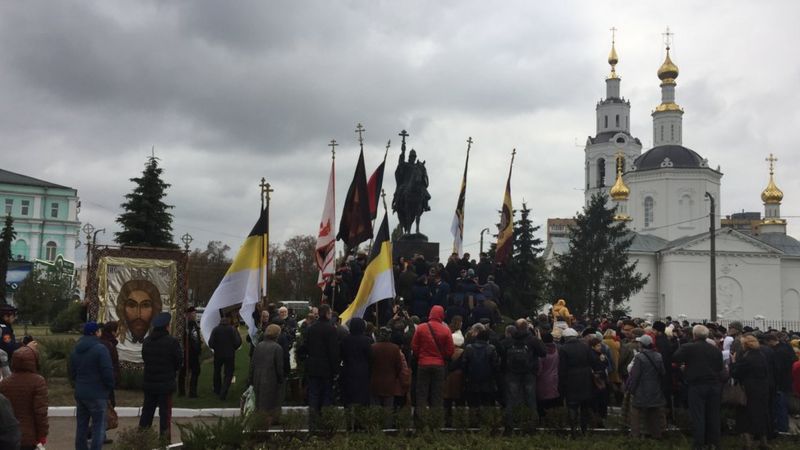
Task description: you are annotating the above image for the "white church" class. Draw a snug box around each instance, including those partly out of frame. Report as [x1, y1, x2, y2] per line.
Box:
[546, 34, 800, 323]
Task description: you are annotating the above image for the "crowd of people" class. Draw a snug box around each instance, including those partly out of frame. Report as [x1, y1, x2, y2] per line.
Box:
[2, 251, 800, 449]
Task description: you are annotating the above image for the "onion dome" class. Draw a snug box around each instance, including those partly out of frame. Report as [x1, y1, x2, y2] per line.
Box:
[657, 46, 679, 84]
[608, 41, 619, 79]
[610, 156, 630, 201]
[761, 172, 784, 204]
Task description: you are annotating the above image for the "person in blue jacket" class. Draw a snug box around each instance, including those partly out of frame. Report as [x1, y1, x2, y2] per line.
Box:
[69, 321, 114, 450]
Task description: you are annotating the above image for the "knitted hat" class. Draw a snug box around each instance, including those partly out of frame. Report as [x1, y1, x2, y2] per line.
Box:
[83, 322, 100, 336]
[152, 312, 171, 328]
[653, 321, 666, 333]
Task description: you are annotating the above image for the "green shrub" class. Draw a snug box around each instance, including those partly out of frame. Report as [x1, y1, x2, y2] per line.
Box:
[50, 302, 85, 333]
[112, 426, 167, 450]
[37, 338, 75, 379]
[178, 415, 256, 450]
[119, 365, 144, 389]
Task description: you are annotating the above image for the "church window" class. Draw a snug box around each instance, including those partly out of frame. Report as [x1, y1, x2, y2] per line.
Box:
[13, 239, 27, 260]
[625, 116, 628, 130]
[585, 163, 589, 190]
[670, 124, 674, 141]
[604, 116, 608, 129]
[4, 199, 12, 215]
[615, 115, 620, 127]
[660, 125, 664, 141]
[679, 194, 692, 221]
[597, 158, 606, 188]
[45, 241, 57, 261]
[644, 197, 654, 228]
[50, 202, 59, 218]
[21, 200, 29, 216]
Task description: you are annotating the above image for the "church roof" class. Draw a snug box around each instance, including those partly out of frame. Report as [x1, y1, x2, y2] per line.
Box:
[626, 232, 669, 252]
[589, 131, 642, 146]
[0, 168, 71, 189]
[751, 233, 800, 257]
[633, 145, 706, 171]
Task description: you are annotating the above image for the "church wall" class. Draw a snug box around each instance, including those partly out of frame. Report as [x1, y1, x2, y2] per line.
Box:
[780, 259, 800, 320]
[626, 253, 659, 317]
[627, 170, 720, 241]
[659, 252, 781, 320]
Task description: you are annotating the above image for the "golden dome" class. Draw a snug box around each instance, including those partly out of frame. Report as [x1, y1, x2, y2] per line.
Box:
[657, 46, 679, 83]
[610, 155, 630, 201]
[608, 42, 619, 78]
[761, 175, 783, 204]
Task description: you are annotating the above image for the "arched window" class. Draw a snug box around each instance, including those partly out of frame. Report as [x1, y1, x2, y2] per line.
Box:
[604, 116, 608, 129]
[625, 116, 628, 130]
[585, 162, 589, 190]
[679, 194, 692, 221]
[660, 125, 664, 141]
[615, 114, 620, 127]
[597, 158, 606, 188]
[45, 241, 57, 261]
[644, 197, 654, 228]
[670, 124, 675, 141]
[13, 239, 27, 260]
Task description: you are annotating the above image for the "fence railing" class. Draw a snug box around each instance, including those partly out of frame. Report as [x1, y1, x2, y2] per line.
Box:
[680, 318, 800, 333]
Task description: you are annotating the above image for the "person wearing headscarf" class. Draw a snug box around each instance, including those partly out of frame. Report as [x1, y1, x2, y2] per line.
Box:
[250, 324, 285, 426]
[731, 334, 770, 448]
[559, 328, 594, 435]
[0, 345, 48, 449]
[443, 327, 466, 427]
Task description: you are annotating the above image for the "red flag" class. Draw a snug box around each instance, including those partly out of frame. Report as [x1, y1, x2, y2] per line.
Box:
[366, 161, 385, 220]
[337, 149, 373, 249]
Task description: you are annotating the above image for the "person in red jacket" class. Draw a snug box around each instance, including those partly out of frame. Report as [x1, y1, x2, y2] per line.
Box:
[411, 305, 454, 412]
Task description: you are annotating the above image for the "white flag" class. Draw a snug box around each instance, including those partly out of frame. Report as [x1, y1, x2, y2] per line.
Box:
[316, 159, 336, 287]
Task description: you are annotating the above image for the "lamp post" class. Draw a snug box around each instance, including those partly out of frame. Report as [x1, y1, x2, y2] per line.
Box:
[181, 233, 194, 252]
[705, 192, 716, 322]
[479, 227, 491, 254]
[82, 223, 95, 267]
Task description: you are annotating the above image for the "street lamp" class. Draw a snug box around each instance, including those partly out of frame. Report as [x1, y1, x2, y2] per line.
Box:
[705, 192, 717, 322]
[82, 223, 95, 267]
[479, 227, 491, 254]
[181, 233, 194, 252]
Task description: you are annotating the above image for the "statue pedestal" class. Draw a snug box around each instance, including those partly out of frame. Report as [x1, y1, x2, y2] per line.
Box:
[393, 239, 440, 263]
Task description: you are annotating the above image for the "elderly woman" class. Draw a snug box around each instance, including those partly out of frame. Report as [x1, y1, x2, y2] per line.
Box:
[731, 334, 770, 449]
[250, 324, 285, 426]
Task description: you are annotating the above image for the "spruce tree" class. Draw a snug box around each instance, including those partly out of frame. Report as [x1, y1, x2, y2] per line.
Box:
[0, 214, 16, 301]
[504, 203, 546, 317]
[115, 156, 178, 248]
[549, 193, 648, 318]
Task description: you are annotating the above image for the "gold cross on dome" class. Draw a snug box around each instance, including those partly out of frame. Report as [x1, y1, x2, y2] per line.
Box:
[766, 153, 778, 175]
[610, 26, 617, 43]
[662, 26, 673, 49]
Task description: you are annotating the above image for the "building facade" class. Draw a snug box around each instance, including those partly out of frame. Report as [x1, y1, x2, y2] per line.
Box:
[548, 34, 800, 323]
[0, 169, 80, 262]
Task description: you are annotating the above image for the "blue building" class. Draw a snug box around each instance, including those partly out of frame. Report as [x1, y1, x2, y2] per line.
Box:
[0, 168, 80, 263]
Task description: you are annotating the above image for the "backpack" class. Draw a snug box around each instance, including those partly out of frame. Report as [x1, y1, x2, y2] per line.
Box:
[506, 340, 532, 374]
[466, 343, 493, 382]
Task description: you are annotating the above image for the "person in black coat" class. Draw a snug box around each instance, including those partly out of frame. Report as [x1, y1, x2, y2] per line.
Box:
[410, 275, 432, 320]
[731, 335, 770, 448]
[559, 328, 595, 435]
[340, 318, 372, 407]
[208, 315, 242, 400]
[301, 304, 340, 429]
[140, 313, 182, 439]
[179, 307, 202, 397]
[765, 332, 797, 433]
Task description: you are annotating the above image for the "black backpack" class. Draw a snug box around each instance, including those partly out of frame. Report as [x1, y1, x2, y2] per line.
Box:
[506, 340, 532, 374]
[466, 343, 493, 382]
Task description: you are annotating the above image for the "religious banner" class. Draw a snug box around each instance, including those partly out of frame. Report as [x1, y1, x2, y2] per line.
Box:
[96, 256, 179, 363]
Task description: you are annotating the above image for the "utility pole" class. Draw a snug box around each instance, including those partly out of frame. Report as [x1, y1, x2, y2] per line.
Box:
[705, 192, 716, 321]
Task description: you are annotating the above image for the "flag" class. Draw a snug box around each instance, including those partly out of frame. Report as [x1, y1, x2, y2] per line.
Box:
[495, 164, 514, 264]
[366, 160, 385, 220]
[201, 207, 267, 343]
[337, 149, 373, 249]
[316, 158, 336, 288]
[339, 213, 395, 323]
[450, 146, 470, 256]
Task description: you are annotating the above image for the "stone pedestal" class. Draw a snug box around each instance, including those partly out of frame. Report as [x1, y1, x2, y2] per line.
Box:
[392, 239, 440, 263]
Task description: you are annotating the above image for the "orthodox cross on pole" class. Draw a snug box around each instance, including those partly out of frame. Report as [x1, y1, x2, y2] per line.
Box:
[610, 26, 617, 44]
[328, 139, 338, 159]
[662, 26, 674, 48]
[467, 136, 473, 151]
[259, 177, 274, 211]
[381, 188, 388, 213]
[355, 123, 366, 152]
[615, 150, 625, 173]
[766, 153, 778, 175]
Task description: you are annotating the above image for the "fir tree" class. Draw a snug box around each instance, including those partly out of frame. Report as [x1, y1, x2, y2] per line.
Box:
[504, 203, 546, 317]
[115, 156, 178, 248]
[549, 193, 648, 318]
[0, 214, 16, 301]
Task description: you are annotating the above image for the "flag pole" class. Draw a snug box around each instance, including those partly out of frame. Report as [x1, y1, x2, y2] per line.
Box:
[259, 178, 273, 308]
[329, 140, 337, 309]
[452, 136, 472, 255]
[377, 188, 389, 326]
[368, 140, 390, 253]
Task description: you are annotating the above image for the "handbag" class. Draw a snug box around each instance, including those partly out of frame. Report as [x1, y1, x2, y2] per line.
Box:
[721, 379, 746, 407]
[105, 401, 119, 430]
[592, 371, 607, 390]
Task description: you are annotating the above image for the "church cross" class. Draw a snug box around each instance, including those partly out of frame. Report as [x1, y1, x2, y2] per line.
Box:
[766, 153, 778, 175]
[662, 26, 674, 49]
[328, 139, 338, 159]
[260, 178, 273, 201]
[467, 136, 473, 147]
[610, 26, 617, 43]
[398, 129, 409, 145]
[615, 150, 625, 173]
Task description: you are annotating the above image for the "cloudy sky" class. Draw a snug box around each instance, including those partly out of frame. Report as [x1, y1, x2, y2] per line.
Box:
[2, 1, 799, 262]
